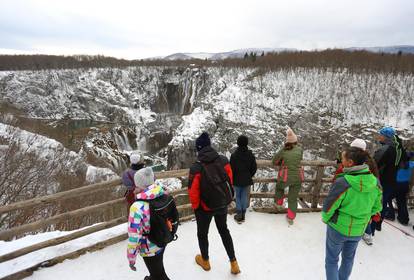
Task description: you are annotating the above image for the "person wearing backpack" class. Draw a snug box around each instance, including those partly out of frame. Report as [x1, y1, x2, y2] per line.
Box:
[322, 147, 382, 280]
[122, 153, 145, 215]
[127, 167, 179, 280]
[272, 127, 304, 225]
[395, 149, 412, 226]
[374, 127, 404, 224]
[188, 132, 240, 275]
[230, 135, 257, 224]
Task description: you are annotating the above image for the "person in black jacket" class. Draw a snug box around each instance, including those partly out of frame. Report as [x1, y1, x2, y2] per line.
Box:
[374, 127, 404, 229]
[230, 135, 257, 223]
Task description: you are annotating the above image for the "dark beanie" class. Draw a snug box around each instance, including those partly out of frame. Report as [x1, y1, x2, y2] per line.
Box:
[195, 132, 211, 151]
[237, 135, 248, 147]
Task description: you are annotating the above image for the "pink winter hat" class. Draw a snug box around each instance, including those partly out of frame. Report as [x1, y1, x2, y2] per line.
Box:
[286, 127, 298, 143]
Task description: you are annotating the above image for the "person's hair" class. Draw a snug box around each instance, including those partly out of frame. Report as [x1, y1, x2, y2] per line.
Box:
[284, 142, 297, 151]
[343, 147, 368, 166]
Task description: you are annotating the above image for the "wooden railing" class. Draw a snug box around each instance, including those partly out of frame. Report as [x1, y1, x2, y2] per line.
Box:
[1, 159, 412, 279]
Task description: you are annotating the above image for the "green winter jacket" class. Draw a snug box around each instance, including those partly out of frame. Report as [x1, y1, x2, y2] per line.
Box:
[322, 165, 382, 237]
[272, 145, 304, 186]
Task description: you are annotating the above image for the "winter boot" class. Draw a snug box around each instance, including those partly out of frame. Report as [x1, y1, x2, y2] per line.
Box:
[362, 233, 373, 246]
[230, 259, 241, 275]
[241, 210, 246, 222]
[234, 211, 243, 224]
[286, 208, 296, 225]
[397, 216, 409, 226]
[195, 254, 211, 271]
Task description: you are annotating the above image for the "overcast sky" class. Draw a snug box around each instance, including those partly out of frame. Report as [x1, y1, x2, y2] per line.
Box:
[0, 0, 413, 59]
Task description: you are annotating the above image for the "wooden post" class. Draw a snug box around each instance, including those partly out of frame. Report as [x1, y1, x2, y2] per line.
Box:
[311, 166, 325, 208]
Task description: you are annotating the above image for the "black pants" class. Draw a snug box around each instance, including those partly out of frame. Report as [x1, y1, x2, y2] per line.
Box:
[395, 182, 410, 224]
[195, 208, 236, 261]
[143, 249, 170, 280]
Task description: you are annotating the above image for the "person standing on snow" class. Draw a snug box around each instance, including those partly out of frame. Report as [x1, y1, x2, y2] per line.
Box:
[374, 127, 405, 225]
[127, 167, 178, 280]
[230, 135, 257, 224]
[272, 127, 304, 225]
[122, 153, 145, 215]
[333, 139, 381, 246]
[322, 147, 382, 280]
[188, 132, 240, 275]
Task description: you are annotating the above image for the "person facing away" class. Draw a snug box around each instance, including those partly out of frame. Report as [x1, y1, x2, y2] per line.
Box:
[322, 147, 382, 280]
[127, 167, 178, 280]
[188, 132, 240, 275]
[122, 153, 145, 214]
[230, 135, 257, 224]
[374, 127, 405, 224]
[334, 139, 381, 246]
[272, 127, 304, 225]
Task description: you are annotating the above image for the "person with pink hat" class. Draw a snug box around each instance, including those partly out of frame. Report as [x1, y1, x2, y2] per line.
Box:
[272, 127, 304, 225]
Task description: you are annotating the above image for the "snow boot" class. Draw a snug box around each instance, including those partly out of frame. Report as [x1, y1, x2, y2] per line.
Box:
[195, 254, 211, 271]
[241, 210, 246, 222]
[234, 211, 243, 224]
[230, 259, 241, 275]
[397, 216, 409, 226]
[362, 233, 373, 246]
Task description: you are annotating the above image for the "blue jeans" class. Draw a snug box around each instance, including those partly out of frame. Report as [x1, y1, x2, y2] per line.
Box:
[234, 186, 249, 212]
[325, 225, 362, 280]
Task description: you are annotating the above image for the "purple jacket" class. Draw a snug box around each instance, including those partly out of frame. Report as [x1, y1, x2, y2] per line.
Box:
[122, 169, 138, 190]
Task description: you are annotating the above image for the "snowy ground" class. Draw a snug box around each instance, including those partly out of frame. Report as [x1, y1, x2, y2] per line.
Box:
[2, 211, 412, 280]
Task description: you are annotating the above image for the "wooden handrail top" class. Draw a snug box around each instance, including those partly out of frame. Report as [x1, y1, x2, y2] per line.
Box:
[0, 159, 336, 215]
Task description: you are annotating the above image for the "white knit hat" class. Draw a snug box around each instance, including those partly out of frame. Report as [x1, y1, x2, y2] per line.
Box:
[134, 167, 155, 190]
[350, 138, 367, 151]
[130, 153, 142, 164]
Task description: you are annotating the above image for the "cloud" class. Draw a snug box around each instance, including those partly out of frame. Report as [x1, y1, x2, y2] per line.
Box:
[0, 0, 413, 59]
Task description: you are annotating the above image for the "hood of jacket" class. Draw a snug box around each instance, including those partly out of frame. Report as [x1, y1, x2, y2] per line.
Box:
[343, 165, 378, 193]
[197, 146, 220, 163]
[136, 183, 165, 201]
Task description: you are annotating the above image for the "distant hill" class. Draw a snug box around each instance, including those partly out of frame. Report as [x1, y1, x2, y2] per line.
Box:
[346, 45, 414, 54]
[158, 48, 296, 61]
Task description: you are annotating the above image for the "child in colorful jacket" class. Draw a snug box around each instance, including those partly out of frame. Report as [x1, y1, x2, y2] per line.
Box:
[322, 147, 382, 280]
[127, 167, 170, 280]
[272, 127, 303, 224]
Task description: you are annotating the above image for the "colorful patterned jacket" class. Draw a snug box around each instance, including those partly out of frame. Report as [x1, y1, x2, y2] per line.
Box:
[127, 184, 164, 264]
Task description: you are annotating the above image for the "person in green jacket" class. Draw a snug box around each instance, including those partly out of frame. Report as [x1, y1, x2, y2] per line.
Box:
[272, 127, 304, 225]
[323, 147, 382, 280]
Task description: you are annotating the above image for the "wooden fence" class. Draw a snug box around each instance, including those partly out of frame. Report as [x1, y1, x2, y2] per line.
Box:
[1, 159, 413, 279]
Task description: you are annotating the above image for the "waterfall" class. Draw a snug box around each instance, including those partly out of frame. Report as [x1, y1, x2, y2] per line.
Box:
[134, 126, 147, 152]
[114, 130, 133, 151]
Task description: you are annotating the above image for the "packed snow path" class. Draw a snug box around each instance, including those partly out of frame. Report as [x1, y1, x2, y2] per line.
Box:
[12, 212, 414, 279]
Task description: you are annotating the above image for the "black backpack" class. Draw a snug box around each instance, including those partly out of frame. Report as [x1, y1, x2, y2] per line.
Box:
[138, 194, 179, 248]
[199, 157, 234, 210]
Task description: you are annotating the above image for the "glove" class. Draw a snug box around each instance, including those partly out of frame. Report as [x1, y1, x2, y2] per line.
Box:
[129, 263, 136, 271]
[372, 213, 381, 223]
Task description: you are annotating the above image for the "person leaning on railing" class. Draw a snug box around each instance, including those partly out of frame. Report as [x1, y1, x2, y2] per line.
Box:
[272, 127, 304, 225]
